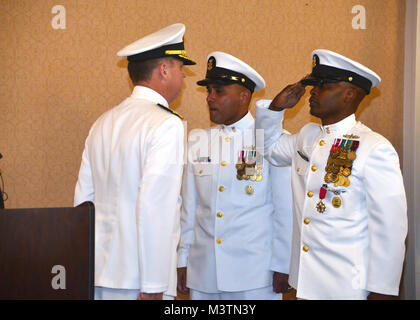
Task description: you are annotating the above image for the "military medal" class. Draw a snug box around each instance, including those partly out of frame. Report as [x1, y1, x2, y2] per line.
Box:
[245, 149, 256, 176]
[316, 201, 326, 213]
[324, 138, 359, 186]
[317, 135, 359, 213]
[324, 173, 333, 183]
[236, 151, 245, 179]
[236, 148, 263, 181]
[245, 165, 256, 176]
[332, 196, 342, 208]
[342, 167, 351, 177]
[347, 151, 357, 161]
[316, 185, 327, 213]
[245, 185, 254, 195]
[255, 152, 263, 181]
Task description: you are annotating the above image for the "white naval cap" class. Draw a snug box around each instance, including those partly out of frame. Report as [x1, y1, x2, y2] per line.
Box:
[301, 49, 381, 94]
[117, 23, 196, 65]
[197, 51, 265, 93]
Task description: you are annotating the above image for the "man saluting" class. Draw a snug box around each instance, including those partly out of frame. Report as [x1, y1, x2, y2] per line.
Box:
[256, 49, 407, 300]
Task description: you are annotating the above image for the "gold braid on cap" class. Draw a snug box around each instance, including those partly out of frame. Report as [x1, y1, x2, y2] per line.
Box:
[165, 49, 194, 63]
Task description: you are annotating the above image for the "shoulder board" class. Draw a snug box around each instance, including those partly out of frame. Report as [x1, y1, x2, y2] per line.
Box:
[157, 104, 183, 120]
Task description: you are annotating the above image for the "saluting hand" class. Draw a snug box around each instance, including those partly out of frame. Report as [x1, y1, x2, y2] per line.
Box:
[269, 76, 308, 112]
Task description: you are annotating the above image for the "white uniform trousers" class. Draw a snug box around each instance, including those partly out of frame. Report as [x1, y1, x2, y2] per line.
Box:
[190, 286, 282, 300]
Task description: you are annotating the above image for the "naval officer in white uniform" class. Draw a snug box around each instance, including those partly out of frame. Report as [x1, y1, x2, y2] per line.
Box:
[74, 23, 196, 300]
[256, 49, 407, 299]
[177, 52, 293, 300]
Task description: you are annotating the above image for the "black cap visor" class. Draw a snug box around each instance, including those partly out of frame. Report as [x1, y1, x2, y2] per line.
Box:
[197, 77, 240, 87]
[174, 55, 196, 65]
[301, 76, 341, 87]
[197, 67, 256, 93]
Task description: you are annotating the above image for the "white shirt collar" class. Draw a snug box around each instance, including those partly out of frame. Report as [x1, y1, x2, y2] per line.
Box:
[321, 114, 357, 135]
[221, 111, 254, 134]
[131, 85, 169, 108]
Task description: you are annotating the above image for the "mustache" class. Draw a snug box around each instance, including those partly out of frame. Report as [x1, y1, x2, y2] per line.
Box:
[208, 103, 218, 110]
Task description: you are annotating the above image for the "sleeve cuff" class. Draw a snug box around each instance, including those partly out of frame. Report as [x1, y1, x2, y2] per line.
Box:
[177, 249, 189, 268]
[270, 262, 290, 274]
[256, 99, 272, 109]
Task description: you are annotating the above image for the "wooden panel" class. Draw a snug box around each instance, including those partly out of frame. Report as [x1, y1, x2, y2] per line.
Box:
[0, 202, 94, 299]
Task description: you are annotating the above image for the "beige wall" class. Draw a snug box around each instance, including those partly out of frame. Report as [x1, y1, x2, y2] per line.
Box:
[0, 0, 405, 208]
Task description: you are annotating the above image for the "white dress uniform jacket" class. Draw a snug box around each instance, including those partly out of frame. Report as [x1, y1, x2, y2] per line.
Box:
[178, 112, 293, 293]
[256, 100, 407, 299]
[74, 86, 184, 295]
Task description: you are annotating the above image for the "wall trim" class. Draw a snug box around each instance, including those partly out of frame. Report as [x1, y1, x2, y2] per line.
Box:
[402, 0, 420, 300]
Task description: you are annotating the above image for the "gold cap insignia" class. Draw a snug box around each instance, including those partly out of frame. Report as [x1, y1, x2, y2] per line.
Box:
[207, 57, 215, 71]
[165, 49, 187, 56]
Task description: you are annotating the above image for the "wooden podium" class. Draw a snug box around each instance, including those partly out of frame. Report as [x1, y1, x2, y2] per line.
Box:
[0, 202, 95, 299]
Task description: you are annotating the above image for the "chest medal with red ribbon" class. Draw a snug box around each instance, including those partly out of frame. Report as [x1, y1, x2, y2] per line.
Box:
[316, 137, 360, 213]
[236, 147, 263, 181]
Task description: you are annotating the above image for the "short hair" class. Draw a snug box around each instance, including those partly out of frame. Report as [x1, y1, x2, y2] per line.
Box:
[127, 57, 174, 84]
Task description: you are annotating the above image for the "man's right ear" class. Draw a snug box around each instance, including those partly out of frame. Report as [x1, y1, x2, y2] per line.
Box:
[158, 62, 168, 79]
